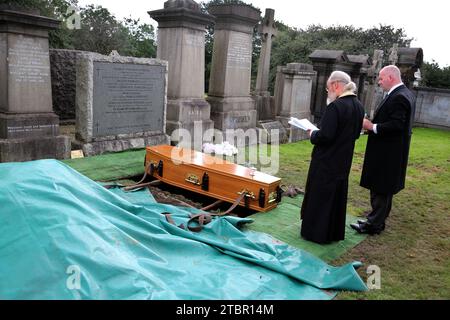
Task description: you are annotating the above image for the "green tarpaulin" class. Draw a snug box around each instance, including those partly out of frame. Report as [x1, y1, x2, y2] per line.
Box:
[0, 160, 367, 299]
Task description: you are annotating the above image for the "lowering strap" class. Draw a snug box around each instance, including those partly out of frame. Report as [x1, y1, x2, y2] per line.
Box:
[163, 191, 249, 233]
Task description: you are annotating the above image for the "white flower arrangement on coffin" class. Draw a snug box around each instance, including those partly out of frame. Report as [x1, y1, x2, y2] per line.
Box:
[202, 141, 238, 157]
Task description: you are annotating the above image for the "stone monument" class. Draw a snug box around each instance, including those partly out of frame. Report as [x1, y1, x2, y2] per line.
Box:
[149, 0, 215, 149]
[309, 50, 363, 123]
[274, 63, 317, 142]
[254, 8, 277, 121]
[396, 47, 423, 128]
[207, 4, 261, 132]
[0, 8, 70, 162]
[347, 54, 372, 101]
[74, 52, 169, 156]
[397, 47, 424, 89]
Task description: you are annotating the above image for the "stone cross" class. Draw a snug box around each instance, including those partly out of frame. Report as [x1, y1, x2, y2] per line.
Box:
[373, 50, 384, 73]
[367, 49, 384, 81]
[255, 8, 278, 94]
[388, 44, 398, 65]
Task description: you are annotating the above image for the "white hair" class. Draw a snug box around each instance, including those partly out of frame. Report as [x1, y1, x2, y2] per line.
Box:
[328, 71, 357, 93]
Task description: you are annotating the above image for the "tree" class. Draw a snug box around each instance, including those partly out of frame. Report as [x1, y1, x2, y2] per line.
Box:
[72, 5, 130, 55]
[72, 5, 156, 57]
[122, 18, 156, 58]
[421, 61, 450, 89]
[0, 0, 156, 58]
[0, 0, 79, 48]
[268, 24, 413, 93]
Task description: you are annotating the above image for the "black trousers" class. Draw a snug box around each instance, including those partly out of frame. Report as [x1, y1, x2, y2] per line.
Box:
[366, 190, 393, 229]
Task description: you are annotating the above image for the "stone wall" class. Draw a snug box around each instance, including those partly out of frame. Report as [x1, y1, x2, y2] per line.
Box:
[50, 49, 83, 121]
[414, 87, 450, 130]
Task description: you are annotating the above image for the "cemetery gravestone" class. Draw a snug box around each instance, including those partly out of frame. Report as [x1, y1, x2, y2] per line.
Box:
[274, 63, 316, 142]
[207, 4, 261, 132]
[74, 52, 169, 156]
[0, 8, 70, 162]
[309, 50, 363, 123]
[149, 0, 215, 149]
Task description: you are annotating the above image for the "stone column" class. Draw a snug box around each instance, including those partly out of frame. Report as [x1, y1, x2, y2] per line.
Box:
[254, 8, 277, 121]
[0, 8, 70, 162]
[275, 63, 316, 142]
[207, 4, 260, 131]
[149, 0, 215, 149]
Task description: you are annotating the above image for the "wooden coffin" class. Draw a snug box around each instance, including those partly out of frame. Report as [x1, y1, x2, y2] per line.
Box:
[144, 145, 282, 212]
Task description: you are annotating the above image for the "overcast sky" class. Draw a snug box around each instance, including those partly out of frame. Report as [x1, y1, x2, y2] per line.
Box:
[77, 0, 450, 67]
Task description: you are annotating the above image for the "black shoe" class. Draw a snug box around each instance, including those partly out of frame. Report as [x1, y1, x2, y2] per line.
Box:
[350, 222, 382, 235]
[357, 219, 367, 225]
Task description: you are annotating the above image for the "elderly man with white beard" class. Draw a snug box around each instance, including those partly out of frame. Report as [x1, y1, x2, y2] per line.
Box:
[300, 71, 365, 244]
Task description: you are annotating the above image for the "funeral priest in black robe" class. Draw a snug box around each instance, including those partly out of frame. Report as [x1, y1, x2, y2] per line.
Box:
[300, 71, 365, 244]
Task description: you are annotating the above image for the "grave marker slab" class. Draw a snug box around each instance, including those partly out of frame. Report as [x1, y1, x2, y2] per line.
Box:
[75, 52, 169, 156]
[0, 9, 70, 162]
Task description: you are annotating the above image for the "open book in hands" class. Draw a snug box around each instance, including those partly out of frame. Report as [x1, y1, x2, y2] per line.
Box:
[288, 117, 319, 131]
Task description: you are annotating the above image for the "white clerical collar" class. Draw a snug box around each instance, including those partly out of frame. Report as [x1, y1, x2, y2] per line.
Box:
[338, 90, 357, 98]
[388, 83, 404, 95]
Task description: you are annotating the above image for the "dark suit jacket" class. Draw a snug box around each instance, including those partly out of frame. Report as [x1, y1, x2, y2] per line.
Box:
[360, 85, 415, 194]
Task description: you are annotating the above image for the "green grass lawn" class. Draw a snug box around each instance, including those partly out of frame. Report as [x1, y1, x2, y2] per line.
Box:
[272, 127, 450, 299]
[64, 127, 450, 299]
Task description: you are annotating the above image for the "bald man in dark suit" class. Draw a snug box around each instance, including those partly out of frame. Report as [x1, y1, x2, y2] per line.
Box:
[352, 65, 415, 235]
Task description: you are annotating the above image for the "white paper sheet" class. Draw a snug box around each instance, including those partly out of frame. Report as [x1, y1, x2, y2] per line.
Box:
[288, 117, 319, 131]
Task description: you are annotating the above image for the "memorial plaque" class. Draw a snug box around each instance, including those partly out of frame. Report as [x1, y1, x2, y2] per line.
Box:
[92, 62, 165, 137]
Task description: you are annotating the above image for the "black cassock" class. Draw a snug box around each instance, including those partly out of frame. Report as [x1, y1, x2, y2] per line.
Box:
[300, 94, 364, 244]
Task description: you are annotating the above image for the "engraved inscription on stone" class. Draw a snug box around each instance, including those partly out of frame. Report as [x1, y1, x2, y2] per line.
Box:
[233, 115, 251, 124]
[183, 33, 203, 48]
[5, 123, 58, 139]
[7, 124, 57, 133]
[227, 33, 252, 69]
[8, 36, 50, 84]
[93, 62, 165, 137]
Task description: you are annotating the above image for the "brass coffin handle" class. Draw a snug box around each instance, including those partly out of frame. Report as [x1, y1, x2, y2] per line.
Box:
[268, 191, 278, 204]
[237, 189, 256, 199]
[185, 174, 201, 186]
